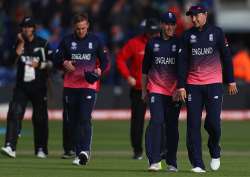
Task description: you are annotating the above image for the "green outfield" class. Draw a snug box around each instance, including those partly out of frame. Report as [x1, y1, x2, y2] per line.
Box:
[0, 120, 249, 177]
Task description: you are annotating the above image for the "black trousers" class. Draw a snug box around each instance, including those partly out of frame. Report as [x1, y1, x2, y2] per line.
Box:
[129, 88, 147, 154]
[62, 101, 74, 153]
[4, 86, 48, 154]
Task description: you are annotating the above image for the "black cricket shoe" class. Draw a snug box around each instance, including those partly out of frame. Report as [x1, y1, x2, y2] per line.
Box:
[132, 152, 143, 160]
[79, 151, 89, 165]
[61, 150, 75, 159]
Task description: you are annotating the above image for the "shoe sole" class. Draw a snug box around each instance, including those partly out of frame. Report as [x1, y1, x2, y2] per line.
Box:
[37, 155, 47, 159]
[133, 156, 143, 160]
[148, 168, 161, 172]
[191, 169, 206, 173]
[168, 169, 178, 172]
[79, 153, 88, 165]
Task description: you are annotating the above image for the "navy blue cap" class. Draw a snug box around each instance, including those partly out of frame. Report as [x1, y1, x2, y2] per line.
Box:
[186, 4, 207, 16]
[161, 12, 176, 24]
[20, 17, 36, 27]
[144, 18, 161, 33]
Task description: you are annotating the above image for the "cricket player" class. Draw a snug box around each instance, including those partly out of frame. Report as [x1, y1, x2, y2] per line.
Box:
[1, 17, 52, 158]
[142, 12, 181, 172]
[54, 13, 108, 165]
[175, 4, 238, 173]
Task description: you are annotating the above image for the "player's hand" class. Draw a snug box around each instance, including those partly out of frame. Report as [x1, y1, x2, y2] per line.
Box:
[172, 90, 179, 102]
[175, 88, 187, 102]
[16, 33, 25, 56]
[94, 67, 102, 76]
[141, 89, 148, 102]
[63, 60, 75, 72]
[31, 60, 39, 68]
[228, 82, 238, 95]
[17, 33, 25, 44]
[127, 76, 136, 86]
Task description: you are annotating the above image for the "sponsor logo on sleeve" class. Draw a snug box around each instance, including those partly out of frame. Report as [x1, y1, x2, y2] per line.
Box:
[209, 34, 214, 42]
[172, 45, 177, 52]
[88, 42, 93, 49]
[153, 43, 160, 52]
[190, 34, 197, 43]
[71, 42, 77, 50]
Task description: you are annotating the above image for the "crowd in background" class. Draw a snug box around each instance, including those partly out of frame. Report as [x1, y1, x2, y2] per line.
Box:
[1, 0, 249, 87]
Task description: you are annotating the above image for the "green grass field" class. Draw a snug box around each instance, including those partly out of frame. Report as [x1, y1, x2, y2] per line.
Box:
[0, 120, 250, 177]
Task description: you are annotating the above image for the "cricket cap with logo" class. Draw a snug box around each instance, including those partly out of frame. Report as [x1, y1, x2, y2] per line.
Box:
[161, 12, 176, 24]
[143, 18, 161, 33]
[186, 4, 208, 16]
[20, 17, 36, 28]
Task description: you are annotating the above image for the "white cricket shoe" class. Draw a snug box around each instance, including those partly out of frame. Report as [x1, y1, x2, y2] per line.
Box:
[210, 158, 220, 171]
[37, 149, 47, 158]
[148, 162, 162, 171]
[1, 146, 16, 158]
[167, 165, 178, 172]
[191, 167, 206, 173]
[72, 157, 80, 165]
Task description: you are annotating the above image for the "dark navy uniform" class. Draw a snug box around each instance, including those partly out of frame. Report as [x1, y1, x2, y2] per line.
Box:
[177, 23, 235, 169]
[142, 34, 181, 167]
[4, 35, 52, 155]
[54, 32, 108, 158]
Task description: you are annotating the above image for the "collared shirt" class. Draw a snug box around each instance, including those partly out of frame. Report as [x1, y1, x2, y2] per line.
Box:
[54, 32, 108, 90]
[177, 23, 234, 88]
[12, 35, 52, 88]
[142, 35, 179, 96]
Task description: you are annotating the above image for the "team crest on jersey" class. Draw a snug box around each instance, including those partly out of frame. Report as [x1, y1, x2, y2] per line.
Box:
[153, 43, 160, 52]
[172, 45, 177, 52]
[209, 34, 214, 41]
[190, 34, 197, 43]
[88, 42, 93, 49]
[71, 42, 77, 50]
